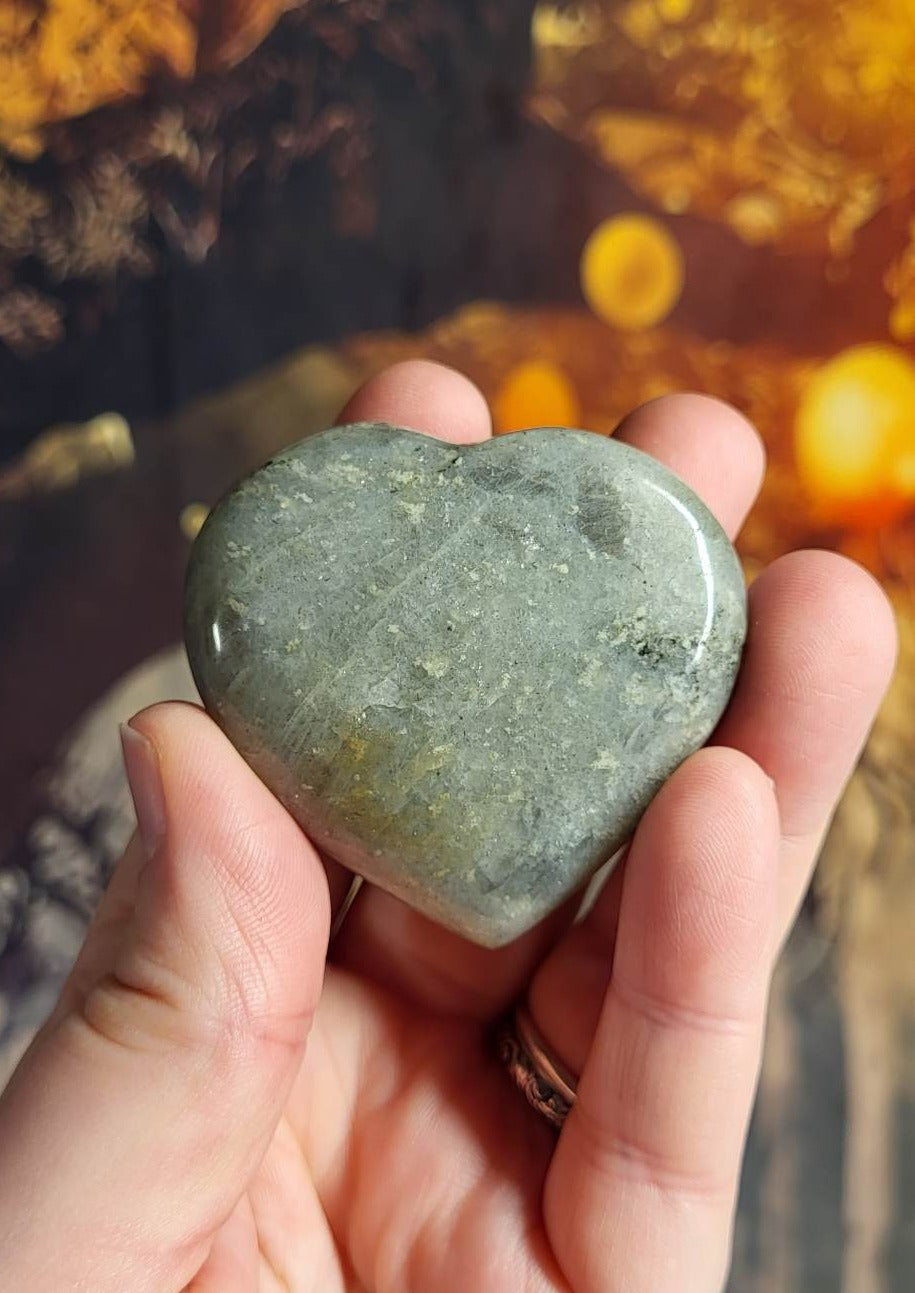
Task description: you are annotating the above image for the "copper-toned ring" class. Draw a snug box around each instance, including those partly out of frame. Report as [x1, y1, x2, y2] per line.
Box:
[498, 1003, 578, 1130]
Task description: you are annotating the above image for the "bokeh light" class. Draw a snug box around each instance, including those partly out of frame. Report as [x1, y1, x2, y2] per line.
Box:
[179, 501, 210, 540]
[580, 214, 684, 331]
[795, 344, 915, 524]
[493, 359, 582, 432]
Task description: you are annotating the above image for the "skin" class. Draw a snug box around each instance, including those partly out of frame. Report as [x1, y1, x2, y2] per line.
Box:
[0, 361, 897, 1293]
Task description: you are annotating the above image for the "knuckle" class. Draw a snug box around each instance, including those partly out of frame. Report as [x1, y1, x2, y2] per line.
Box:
[75, 954, 216, 1060]
[569, 1102, 734, 1203]
[611, 974, 758, 1042]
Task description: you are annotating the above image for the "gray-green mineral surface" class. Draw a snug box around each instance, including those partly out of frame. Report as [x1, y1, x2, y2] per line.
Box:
[185, 422, 746, 946]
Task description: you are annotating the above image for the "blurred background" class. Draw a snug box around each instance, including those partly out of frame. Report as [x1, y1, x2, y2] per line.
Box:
[0, 2, 914, 1287]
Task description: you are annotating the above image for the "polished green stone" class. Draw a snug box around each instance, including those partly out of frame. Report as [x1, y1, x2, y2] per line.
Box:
[184, 422, 746, 946]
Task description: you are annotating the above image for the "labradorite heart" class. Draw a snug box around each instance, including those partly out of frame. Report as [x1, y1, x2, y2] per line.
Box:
[184, 422, 746, 947]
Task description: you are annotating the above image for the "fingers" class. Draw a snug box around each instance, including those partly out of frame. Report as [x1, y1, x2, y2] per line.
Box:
[333, 390, 766, 1017]
[545, 748, 780, 1293]
[48, 830, 149, 1024]
[714, 548, 897, 936]
[184, 1198, 258, 1293]
[338, 358, 493, 442]
[0, 703, 330, 1293]
[530, 547, 896, 1075]
[528, 864, 626, 1076]
[530, 417, 895, 1074]
[614, 394, 765, 536]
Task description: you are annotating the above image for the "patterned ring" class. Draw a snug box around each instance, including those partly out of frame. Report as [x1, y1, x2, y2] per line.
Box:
[498, 1003, 578, 1130]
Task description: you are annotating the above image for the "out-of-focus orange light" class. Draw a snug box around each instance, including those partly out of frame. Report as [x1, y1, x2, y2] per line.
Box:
[795, 344, 915, 525]
[580, 214, 684, 332]
[494, 359, 582, 433]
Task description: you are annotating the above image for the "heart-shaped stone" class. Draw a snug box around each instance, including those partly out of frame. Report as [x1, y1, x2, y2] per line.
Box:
[184, 422, 746, 947]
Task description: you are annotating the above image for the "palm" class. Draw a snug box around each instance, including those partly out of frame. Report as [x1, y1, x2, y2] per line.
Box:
[247, 969, 561, 1293]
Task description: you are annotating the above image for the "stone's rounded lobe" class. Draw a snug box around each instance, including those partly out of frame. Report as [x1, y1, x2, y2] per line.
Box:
[184, 422, 747, 947]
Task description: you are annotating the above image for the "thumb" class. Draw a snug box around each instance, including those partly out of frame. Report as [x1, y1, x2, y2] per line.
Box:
[0, 702, 330, 1293]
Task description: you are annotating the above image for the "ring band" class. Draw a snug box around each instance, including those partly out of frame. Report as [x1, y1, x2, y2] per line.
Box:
[329, 874, 364, 943]
[498, 1004, 578, 1130]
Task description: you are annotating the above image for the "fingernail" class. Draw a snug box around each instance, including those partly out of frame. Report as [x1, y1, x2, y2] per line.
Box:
[120, 722, 167, 858]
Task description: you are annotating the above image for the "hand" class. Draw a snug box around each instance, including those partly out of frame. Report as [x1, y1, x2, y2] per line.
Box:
[0, 362, 896, 1293]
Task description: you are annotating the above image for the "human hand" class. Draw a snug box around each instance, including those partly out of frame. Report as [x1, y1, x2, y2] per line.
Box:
[0, 363, 896, 1292]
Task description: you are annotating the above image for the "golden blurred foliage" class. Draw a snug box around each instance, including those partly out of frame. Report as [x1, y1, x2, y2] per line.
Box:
[527, 0, 915, 541]
[0, 0, 291, 157]
[0, 412, 133, 498]
[532, 0, 915, 262]
[0, 0, 196, 157]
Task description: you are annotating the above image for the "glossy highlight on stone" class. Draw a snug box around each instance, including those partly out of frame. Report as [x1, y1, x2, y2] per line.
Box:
[184, 422, 747, 947]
